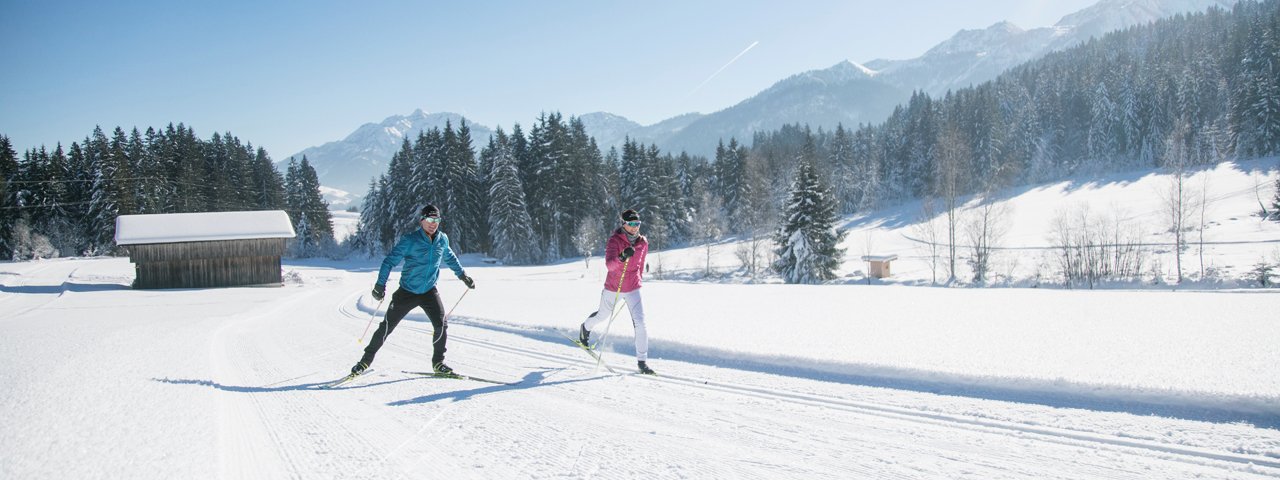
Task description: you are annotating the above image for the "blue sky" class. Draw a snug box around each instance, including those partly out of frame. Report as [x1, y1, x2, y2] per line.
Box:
[0, 0, 1096, 159]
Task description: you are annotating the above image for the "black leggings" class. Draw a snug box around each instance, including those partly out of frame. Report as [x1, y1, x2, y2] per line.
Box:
[361, 287, 447, 366]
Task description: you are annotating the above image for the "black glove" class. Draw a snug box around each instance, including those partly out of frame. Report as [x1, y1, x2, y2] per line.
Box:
[459, 274, 475, 289]
[371, 283, 386, 301]
[619, 246, 635, 262]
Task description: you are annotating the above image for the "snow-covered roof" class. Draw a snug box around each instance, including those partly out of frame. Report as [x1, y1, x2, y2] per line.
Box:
[860, 254, 900, 262]
[114, 210, 296, 245]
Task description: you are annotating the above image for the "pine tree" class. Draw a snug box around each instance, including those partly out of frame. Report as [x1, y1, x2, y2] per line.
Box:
[441, 121, 480, 253]
[84, 127, 118, 254]
[0, 135, 19, 259]
[249, 147, 285, 210]
[714, 138, 752, 227]
[350, 179, 383, 256]
[828, 125, 857, 213]
[284, 156, 333, 256]
[484, 128, 537, 264]
[773, 152, 846, 284]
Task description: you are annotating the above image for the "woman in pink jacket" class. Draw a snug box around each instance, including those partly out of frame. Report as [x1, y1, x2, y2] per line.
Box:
[578, 209, 655, 374]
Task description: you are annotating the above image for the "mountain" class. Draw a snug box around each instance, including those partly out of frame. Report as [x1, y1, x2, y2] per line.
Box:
[293, 0, 1238, 198]
[581, 0, 1238, 159]
[574, 112, 642, 152]
[283, 109, 491, 207]
[659, 61, 907, 157]
[866, 0, 1239, 96]
[579, 112, 706, 153]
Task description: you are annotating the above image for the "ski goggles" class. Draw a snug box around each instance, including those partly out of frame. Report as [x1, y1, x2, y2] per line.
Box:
[421, 216, 441, 223]
[624, 220, 642, 227]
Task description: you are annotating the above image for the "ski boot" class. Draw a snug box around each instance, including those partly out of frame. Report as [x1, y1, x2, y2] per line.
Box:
[637, 361, 656, 375]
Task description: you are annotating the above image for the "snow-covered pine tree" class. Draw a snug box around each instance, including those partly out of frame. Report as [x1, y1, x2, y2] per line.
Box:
[348, 179, 381, 256]
[175, 125, 207, 213]
[828, 125, 857, 214]
[0, 135, 19, 259]
[484, 128, 536, 264]
[292, 214, 315, 257]
[249, 147, 285, 211]
[284, 156, 333, 255]
[714, 138, 753, 230]
[441, 120, 480, 253]
[124, 128, 151, 214]
[297, 157, 333, 241]
[563, 116, 606, 251]
[467, 121, 493, 255]
[84, 127, 118, 254]
[773, 152, 846, 284]
[108, 127, 137, 217]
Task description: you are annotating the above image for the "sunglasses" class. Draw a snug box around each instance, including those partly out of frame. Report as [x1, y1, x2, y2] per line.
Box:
[421, 216, 441, 223]
[624, 221, 642, 227]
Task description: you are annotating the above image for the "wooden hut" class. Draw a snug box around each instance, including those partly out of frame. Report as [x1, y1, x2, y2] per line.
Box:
[114, 211, 296, 289]
[860, 254, 899, 279]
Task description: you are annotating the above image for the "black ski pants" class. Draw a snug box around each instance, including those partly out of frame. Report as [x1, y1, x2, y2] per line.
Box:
[361, 287, 447, 367]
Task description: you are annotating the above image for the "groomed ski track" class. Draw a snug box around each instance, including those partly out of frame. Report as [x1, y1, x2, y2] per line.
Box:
[2, 257, 1278, 479]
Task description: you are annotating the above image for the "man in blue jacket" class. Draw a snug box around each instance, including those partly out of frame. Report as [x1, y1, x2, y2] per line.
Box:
[351, 204, 474, 375]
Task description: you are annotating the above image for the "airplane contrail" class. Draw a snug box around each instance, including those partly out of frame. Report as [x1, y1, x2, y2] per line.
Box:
[687, 40, 760, 99]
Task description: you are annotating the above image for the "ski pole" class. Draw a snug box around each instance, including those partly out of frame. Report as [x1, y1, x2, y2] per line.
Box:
[358, 296, 387, 344]
[435, 288, 469, 345]
[594, 255, 630, 370]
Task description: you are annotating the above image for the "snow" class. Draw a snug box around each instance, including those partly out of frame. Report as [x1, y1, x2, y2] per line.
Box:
[828, 158, 1280, 286]
[4, 160, 1280, 478]
[330, 210, 360, 243]
[845, 59, 879, 76]
[113, 210, 296, 245]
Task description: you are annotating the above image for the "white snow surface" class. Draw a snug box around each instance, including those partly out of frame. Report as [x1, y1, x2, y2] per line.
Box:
[4, 159, 1280, 478]
[114, 210, 296, 245]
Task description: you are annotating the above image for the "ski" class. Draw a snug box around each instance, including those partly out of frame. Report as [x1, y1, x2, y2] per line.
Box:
[322, 369, 375, 389]
[402, 370, 517, 386]
[555, 330, 618, 373]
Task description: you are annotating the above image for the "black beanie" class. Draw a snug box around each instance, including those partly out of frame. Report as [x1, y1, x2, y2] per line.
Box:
[620, 209, 640, 222]
[421, 204, 441, 218]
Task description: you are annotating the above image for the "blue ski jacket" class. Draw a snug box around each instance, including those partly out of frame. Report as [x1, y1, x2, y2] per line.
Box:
[376, 228, 466, 294]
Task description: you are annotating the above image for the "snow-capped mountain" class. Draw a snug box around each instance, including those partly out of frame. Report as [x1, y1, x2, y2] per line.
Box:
[657, 61, 907, 158]
[574, 112, 642, 152]
[867, 0, 1238, 95]
[1052, 0, 1238, 47]
[283, 109, 491, 204]
[293, 0, 1237, 197]
[864, 21, 1059, 96]
[601, 0, 1237, 158]
[578, 112, 705, 153]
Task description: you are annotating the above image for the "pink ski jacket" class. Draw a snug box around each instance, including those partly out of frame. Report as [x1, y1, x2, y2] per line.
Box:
[603, 228, 647, 293]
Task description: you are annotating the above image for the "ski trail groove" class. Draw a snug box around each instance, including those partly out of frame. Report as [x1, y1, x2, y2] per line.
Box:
[417, 321, 1280, 475]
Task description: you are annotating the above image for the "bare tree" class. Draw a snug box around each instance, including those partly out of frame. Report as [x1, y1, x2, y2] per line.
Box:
[911, 197, 943, 284]
[1197, 174, 1212, 279]
[934, 124, 969, 283]
[1161, 121, 1196, 284]
[733, 148, 776, 280]
[1049, 203, 1148, 288]
[691, 191, 726, 277]
[964, 195, 1011, 284]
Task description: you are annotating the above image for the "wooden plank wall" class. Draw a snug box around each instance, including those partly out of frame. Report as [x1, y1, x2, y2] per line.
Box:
[125, 238, 286, 289]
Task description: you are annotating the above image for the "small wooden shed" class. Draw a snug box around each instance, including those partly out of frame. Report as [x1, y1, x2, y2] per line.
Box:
[860, 254, 899, 279]
[114, 211, 296, 289]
